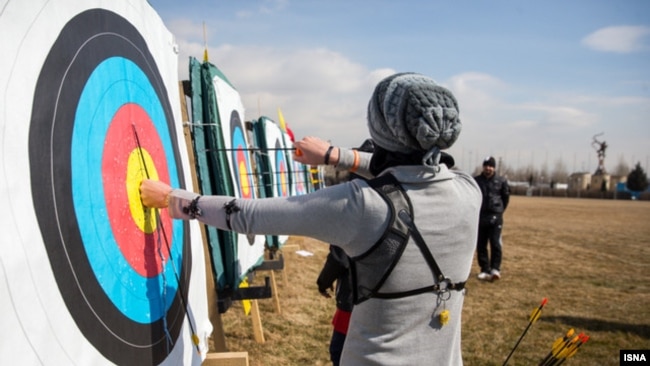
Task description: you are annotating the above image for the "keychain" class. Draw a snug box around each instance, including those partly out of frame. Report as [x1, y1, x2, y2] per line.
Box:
[439, 308, 450, 326]
[437, 290, 451, 326]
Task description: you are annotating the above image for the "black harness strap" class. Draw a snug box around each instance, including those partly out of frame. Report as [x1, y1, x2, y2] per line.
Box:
[357, 173, 465, 302]
[351, 175, 411, 304]
[396, 210, 465, 292]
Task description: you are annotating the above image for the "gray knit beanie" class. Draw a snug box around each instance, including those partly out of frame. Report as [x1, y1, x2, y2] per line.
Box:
[367, 73, 461, 154]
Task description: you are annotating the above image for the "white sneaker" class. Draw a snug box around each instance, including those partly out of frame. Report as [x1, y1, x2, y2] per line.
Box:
[477, 272, 492, 281]
[490, 269, 501, 280]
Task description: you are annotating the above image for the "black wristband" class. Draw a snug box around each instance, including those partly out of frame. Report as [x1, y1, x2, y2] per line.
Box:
[182, 196, 202, 219]
[324, 145, 334, 165]
[223, 199, 241, 230]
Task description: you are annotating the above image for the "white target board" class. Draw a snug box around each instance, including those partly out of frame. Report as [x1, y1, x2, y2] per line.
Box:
[0, 1, 211, 364]
[211, 74, 267, 280]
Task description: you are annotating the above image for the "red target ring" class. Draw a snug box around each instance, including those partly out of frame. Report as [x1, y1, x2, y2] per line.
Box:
[102, 103, 173, 277]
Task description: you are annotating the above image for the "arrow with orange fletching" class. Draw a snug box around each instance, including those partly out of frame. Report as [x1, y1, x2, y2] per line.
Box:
[540, 331, 589, 366]
[539, 328, 575, 365]
[555, 334, 589, 365]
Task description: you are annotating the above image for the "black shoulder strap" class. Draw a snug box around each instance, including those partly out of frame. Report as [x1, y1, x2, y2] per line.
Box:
[364, 174, 465, 301]
[350, 174, 411, 304]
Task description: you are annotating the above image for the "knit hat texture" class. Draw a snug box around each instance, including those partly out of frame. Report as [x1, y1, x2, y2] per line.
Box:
[483, 156, 496, 167]
[367, 73, 461, 154]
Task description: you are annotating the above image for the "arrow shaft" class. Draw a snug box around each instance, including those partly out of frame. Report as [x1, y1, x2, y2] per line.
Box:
[132, 124, 201, 354]
[503, 300, 546, 366]
[503, 321, 535, 366]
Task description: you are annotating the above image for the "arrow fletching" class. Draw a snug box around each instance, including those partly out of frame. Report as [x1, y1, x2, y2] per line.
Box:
[564, 334, 589, 359]
[529, 297, 548, 323]
[277, 107, 287, 133]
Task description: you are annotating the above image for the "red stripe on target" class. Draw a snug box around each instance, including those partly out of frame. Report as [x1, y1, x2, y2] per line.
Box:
[102, 103, 172, 277]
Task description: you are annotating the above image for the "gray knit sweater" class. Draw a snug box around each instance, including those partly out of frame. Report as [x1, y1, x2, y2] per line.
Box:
[168, 148, 481, 365]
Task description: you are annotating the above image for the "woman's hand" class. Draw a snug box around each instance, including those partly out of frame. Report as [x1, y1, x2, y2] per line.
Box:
[293, 136, 338, 166]
[140, 179, 173, 208]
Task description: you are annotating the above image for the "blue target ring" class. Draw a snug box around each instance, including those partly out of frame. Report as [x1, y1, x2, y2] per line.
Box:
[71, 57, 183, 323]
[275, 140, 289, 197]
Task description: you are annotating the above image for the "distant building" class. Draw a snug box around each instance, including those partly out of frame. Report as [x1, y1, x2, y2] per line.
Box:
[568, 172, 627, 192]
[568, 172, 591, 191]
[591, 173, 610, 192]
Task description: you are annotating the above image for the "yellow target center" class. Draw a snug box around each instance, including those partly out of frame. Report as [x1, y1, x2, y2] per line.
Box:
[239, 160, 250, 197]
[280, 170, 287, 195]
[126, 148, 159, 234]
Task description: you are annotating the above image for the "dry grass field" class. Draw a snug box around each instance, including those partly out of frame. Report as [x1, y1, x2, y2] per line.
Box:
[217, 196, 650, 365]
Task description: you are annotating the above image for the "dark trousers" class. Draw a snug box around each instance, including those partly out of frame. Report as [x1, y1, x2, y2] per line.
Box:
[476, 214, 503, 272]
[329, 330, 346, 366]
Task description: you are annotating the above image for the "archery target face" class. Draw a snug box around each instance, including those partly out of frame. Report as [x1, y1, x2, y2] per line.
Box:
[230, 111, 255, 200]
[27, 8, 191, 365]
[230, 111, 258, 248]
[275, 139, 290, 197]
[210, 74, 264, 285]
[293, 160, 307, 195]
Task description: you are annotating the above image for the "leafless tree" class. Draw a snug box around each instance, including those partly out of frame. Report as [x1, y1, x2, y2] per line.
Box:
[613, 155, 630, 177]
[550, 158, 569, 183]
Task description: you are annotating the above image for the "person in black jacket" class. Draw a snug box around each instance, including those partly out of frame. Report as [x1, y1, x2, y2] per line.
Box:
[474, 156, 510, 281]
[317, 245, 353, 366]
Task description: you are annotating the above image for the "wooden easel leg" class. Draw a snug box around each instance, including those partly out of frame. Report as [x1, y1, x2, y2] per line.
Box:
[269, 270, 281, 314]
[250, 300, 265, 344]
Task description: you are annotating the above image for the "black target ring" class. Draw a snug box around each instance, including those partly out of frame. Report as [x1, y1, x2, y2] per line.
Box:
[28, 9, 191, 365]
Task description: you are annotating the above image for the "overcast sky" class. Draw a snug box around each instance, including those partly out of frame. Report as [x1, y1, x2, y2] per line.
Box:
[149, 0, 650, 174]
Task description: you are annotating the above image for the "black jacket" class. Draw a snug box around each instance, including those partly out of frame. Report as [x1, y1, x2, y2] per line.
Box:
[317, 246, 353, 312]
[474, 173, 510, 215]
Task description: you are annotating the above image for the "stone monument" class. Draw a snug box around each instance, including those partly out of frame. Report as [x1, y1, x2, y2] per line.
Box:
[591, 133, 610, 192]
[592, 133, 607, 175]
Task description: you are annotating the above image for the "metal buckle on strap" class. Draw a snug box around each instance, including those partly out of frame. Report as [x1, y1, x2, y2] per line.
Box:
[433, 278, 466, 293]
[437, 278, 452, 292]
